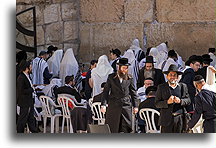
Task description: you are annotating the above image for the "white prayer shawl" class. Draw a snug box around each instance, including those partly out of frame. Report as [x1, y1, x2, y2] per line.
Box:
[149, 47, 161, 69]
[91, 55, 113, 97]
[47, 49, 63, 77]
[60, 48, 78, 85]
[156, 43, 168, 65]
[129, 39, 144, 63]
[176, 54, 185, 71]
[32, 57, 49, 85]
[205, 66, 216, 93]
[209, 53, 216, 68]
[162, 58, 178, 72]
[123, 49, 139, 89]
[42, 78, 62, 98]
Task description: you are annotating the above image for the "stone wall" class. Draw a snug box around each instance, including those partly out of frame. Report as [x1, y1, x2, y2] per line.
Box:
[16, 0, 216, 64]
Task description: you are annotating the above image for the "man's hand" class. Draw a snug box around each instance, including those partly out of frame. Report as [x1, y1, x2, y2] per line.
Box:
[167, 96, 174, 104]
[133, 107, 138, 114]
[101, 106, 106, 113]
[174, 96, 181, 104]
[209, 66, 216, 73]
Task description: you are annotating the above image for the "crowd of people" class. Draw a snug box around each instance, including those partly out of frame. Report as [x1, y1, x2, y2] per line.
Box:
[16, 40, 216, 133]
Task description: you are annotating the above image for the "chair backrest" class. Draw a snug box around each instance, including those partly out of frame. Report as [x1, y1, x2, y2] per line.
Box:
[91, 102, 105, 125]
[58, 94, 78, 104]
[139, 108, 160, 133]
[87, 124, 111, 133]
[57, 95, 76, 118]
[39, 95, 56, 117]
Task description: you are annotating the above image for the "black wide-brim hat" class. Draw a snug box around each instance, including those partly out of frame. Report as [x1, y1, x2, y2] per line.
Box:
[163, 64, 183, 75]
[144, 56, 156, 63]
[117, 58, 131, 66]
[202, 54, 213, 62]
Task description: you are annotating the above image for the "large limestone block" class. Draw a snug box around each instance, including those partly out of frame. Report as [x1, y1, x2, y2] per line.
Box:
[63, 21, 79, 41]
[62, 2, 78, 21]
[37, 25, 45, 46]
[80, 0, 124, 23]
[145, 23, 215, 60]
[44, 4, 60, 24]
[79, 23, 144, 63]
[45, 22, 63, 44]
[125, 0, 154, 23]
[157, 0, 216, 22]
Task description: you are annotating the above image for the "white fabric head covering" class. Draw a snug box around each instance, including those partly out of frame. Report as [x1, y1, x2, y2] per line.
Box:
[32, 57, 49, 85]
[156, 43, 168, 64]
[47, 49, 63, 77]
[204, 66, 216, 93]
[91, 55, 113, 97]
[129, 39, 142, 58]
[60, 48, 78, 85]
[123, 49, 139, 89]
[42, 78, 62, 97]
[149, 47, 161, 68]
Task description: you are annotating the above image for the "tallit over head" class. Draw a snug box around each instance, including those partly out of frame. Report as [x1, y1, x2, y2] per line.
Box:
[156, 43, 168, 64]
[32, 57, 49, 85]
[47, 49, 63, 77]
[60, 48, 78, 85]
[42, 78, 62, 97]
[91, 55, 113, 97]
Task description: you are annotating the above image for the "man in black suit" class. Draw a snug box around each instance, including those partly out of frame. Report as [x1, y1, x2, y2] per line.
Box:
[155, 64, 191, 133]
[138, 86, 159, 133]
[101, 58, 139, 133]
[109, 48, 121, 72]
[93, 82, 106, 103]
[16, 60, 38, 133]
[188, 75, 216, 133]
[55, 75, 81, 103]
[196, 54, 213, 81]
[137, 56, 165, 89]
[181, 55, 202, 113]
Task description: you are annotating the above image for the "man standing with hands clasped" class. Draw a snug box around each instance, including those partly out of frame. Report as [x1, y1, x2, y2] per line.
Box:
[101, 58, 139, 133]
[155, 64, 191, 133]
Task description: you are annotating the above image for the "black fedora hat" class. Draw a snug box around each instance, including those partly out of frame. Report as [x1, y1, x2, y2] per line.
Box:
[144, 56, 156, 63]
[163, 64, 183, 75]
[117, 58, 131, 66]
[185, 55, 203, 66]
[202, 54, 213, 63]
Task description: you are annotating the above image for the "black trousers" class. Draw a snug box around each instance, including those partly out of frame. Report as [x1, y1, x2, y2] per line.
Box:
[203, 119, 216, 133]
[17, 105, 38, 133]
[161, 114, 183, 133]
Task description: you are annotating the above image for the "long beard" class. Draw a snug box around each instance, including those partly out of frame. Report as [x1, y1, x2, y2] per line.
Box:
[144, 69, 154, 79]
[117, 70, 128, 80]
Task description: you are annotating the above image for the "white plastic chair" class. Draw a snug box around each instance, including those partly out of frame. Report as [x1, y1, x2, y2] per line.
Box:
[39, 96, 62, 133]
[91, 102, 105, 125]
[88, 98, 93, 108]
[58, 94, 87, 108]
[57, 95, 77, 133]
[192, 115, 204, 133]
[139, 108, 160, 133]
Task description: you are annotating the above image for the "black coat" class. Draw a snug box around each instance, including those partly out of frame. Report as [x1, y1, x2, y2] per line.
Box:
[102, 73, 139, 133]
[196, 66, 208, 81]
[16, 73, 34, 107]
[155, 82, 191, 126]
[137, 68, 165, 88]
[188, 89, 216, 133]
[55, 86, 82, 103]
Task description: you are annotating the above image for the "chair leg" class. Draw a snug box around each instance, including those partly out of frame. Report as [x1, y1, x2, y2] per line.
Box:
[55, 116, 59, 133]
[61, 117, 65, 133]
[43, 116, 47, 133]
[51, 117, 55, 133]
[66, 118, 69, 133]
[69, 120, 73, 133]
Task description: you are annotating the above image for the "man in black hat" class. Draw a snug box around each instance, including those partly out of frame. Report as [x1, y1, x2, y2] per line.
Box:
[137, 56, 165, 89]
[109, 48, 121, 72]
[188, 75, 216, 133]
[196, 54, 213, 81]
[180, 55, 202, 113]
[101, 58, 139, 133]
[155, 64, 191, 133]
[16, 60, 38, 133]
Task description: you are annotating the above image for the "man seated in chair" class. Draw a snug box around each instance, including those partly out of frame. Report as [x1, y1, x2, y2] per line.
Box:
[138, 86, 159, 133]
[55, 75, 81, 103]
